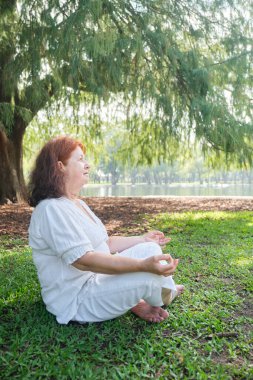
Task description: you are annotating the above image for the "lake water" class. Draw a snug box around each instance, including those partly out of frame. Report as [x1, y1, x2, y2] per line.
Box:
[81, 183, 253, 197]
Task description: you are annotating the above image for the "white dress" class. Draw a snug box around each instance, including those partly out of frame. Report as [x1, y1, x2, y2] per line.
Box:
[29, 197, 176, 324]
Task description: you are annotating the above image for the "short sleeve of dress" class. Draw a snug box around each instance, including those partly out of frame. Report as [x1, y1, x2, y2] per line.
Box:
[39, 202, 94, 265]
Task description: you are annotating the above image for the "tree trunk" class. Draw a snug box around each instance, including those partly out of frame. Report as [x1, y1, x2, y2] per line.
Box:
[111, 171, 120, 186]
[0, 121, 27, 204]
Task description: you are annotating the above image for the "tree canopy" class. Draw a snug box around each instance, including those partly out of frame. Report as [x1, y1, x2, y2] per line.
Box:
[0, 0, 252, 202]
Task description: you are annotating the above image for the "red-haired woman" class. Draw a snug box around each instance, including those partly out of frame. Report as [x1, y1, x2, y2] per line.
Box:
[28, 136, 184, 324]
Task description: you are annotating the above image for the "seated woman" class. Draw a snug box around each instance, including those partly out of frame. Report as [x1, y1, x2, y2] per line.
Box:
[28, 136, 184, 324]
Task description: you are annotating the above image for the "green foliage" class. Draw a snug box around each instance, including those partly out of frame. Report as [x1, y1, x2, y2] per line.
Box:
[23, 114, 253, 185]
[0, 0, 253, 164]
[0, 210, 252, 379]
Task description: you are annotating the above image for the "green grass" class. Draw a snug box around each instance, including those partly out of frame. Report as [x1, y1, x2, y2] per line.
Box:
[0, 211, 252, 379]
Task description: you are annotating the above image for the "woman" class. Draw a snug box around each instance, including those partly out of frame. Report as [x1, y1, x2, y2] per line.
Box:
[28, 136, 184, 324]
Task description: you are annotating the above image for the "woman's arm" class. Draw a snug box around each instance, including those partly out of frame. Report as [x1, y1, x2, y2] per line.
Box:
[72, 251, 178, 276]
[107, 230, 171, 253]
[107, 236, 145, 253]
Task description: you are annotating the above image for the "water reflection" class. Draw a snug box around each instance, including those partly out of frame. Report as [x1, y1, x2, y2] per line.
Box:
[81, 183, 253, 197]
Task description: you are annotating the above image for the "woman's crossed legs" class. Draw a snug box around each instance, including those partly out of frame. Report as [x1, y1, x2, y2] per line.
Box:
[74, 242, 184, 323]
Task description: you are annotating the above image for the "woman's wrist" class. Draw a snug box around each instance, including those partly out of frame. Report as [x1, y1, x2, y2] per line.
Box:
[136, 258, 145, 272]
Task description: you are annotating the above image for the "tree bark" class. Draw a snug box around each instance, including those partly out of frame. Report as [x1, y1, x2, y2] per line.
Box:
[0, 120, 27, 204]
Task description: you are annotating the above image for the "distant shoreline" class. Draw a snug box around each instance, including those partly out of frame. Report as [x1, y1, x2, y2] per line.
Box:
[85, 195, 253, 199]
[82, 183, 253, 198]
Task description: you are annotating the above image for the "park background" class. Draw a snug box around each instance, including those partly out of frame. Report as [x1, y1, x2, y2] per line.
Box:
[0, 1, 252, 379]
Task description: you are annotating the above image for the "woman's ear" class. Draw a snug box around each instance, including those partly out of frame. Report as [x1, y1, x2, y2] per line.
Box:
[57, 161, 65, 172]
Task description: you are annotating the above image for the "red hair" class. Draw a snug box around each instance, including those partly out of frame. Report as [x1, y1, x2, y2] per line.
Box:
[28, 136, 85, 206]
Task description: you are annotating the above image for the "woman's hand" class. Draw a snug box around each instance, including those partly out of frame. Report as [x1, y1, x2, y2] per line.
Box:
[143, 230, 171, 246]
[142, 254, 178, 277]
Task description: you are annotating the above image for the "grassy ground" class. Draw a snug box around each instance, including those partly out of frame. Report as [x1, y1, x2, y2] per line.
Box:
[0, 211, 252, 379]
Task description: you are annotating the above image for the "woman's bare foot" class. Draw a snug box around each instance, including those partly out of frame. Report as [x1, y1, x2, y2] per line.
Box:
[175, 284, 185, 297]
[170, 284, 185, 303]
[131, 300, 169, 323]
[162, 284, 185, 306]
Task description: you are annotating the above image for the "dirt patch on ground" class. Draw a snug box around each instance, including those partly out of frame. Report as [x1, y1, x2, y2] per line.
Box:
[0, 196, 253, 238]
[85, 196, 253, 235]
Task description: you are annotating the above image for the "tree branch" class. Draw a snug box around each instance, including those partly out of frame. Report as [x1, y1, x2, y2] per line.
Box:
[208, 50, 253, 67]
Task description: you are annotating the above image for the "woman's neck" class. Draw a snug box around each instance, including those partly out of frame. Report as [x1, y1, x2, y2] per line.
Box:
[64, 187, 80, 200]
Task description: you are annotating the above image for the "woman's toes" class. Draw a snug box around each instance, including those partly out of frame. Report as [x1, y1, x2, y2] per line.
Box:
[131, 301, 169, 323]
[159, 308, 169, 318]
[176, 285, 185, 295]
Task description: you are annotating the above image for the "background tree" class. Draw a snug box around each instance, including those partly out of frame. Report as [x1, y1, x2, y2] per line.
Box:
[0, 0, 252, 203]
[24, 116, 253, 190]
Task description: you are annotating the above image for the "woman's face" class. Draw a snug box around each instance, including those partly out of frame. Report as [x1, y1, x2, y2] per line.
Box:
[59, 146, 90, 194]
